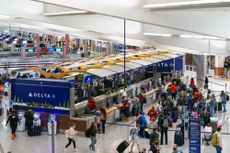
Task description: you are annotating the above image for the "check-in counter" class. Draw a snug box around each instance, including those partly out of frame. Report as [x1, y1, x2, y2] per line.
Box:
[71, 75, 186, 132]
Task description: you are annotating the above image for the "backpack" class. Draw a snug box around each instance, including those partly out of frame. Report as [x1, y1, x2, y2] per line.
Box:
[85, 129, 91, 138]
[211, 133, 219, 146]
[226, 95, 229, 101]
[162, 118, 169, 128]
[65, 129, 69, 138]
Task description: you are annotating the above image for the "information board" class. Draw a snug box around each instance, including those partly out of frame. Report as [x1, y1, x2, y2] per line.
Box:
[189, 117, 201, 153]
[10, 79, 74, 114]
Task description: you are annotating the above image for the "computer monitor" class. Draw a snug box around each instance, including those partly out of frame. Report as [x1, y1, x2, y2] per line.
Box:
[56, 48, 62, 52]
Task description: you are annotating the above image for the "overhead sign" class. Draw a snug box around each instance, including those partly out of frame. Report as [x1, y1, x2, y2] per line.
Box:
[189, 117, 201, 153]
[157, 58, 174, 72]
[175, 56, 184, 72]
[10, 79, 74, 114]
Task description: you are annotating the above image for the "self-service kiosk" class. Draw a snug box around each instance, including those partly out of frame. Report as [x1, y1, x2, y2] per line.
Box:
[48, 114, 57, 135]
[17, 112, 25, 132]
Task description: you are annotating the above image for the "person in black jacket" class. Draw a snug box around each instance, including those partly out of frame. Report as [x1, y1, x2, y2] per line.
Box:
[6, 111, 20, 140]
[158, 112, 169, 145]
[25, 109, 34, 131]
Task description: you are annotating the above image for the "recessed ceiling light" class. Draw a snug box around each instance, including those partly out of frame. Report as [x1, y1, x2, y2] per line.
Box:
[143, 0, 230, 9]
[143, 33, 172, 37]
[179, 34, 224, 40]
[43, 10, 88, 16]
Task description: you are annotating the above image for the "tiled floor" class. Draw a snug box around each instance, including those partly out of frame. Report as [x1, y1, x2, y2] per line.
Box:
[1, 79, 230, 153]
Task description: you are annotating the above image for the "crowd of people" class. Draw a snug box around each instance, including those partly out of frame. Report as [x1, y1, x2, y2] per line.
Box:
[127, 76, 226, 153]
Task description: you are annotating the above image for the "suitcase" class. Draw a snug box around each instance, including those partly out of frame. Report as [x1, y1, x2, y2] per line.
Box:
[116, 140, 129, 153]
[34, 126, 41, 136]
[27, 127, 34, 136]
[218, 102, 222, 111]
[174, 131, 183, 146]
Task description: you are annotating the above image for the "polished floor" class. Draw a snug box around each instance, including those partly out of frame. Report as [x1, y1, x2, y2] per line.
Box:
[1, 80, 230, 153]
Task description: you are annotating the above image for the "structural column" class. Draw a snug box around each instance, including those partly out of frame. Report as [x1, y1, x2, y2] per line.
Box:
[64, 34, 70, 56]
[196, 55, 207, 88]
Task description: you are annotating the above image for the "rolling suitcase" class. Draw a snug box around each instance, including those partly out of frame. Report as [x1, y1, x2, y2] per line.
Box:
[218, 102, 222, 111]
[34, 126, 41, 136]
[27, 127, 34, 136]
[116, 140, 129, 153]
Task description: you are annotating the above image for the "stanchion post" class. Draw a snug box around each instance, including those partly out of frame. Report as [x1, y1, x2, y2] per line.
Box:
[52, 120, 55, 153]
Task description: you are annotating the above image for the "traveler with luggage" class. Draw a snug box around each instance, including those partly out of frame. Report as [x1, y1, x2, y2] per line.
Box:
[220, 91, 228, 112]
[25, 109, 34, 131]
[174, 126, 183, 146]
[203, 111, 211, 128]
[138, 112, 148, 138]
[149, 128, 160, 153]
[6, 111, 20, 140]
[158, 112, 169, 145]
[211, 127, 223, 153]
[64, 124, 78, 152]
[88, 123, 98, 151]
[129, 125, 140, 153]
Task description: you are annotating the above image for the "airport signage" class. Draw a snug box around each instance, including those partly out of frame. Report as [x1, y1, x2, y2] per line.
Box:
[10, 79, 73, 110]
[189, 117, 201, 153]
[157, 58, 174, 72]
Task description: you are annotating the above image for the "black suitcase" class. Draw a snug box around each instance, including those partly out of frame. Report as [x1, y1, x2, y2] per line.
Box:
[34, 126, 41, 136]
[116, 140, 129, 153]
[27, 127, 34, 136]
[218, 102, 222, 111]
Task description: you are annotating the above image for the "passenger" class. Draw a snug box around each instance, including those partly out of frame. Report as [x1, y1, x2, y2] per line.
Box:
[220, 91, 227, 112]
[170, 83, 177, 100]
[89, 123, 97, 151]
[99, 108, 107, 134]
[212, 127, 223, 153]
[6, 111, 19, 140]
[158, 111, 169, 145]
[203, 111, 211, 128]
[129, 125, 140, 153]
[64, 124, 78, 152]
[147, 106, 158, 122]
[123, 98, 130, 122]
[25, 109, 34, 131]
[138, 93, 146, 113]
[137, 112, 148, 138]
[190, 78, 195, 87]
[149, 128, 159, 153]
[88, 96, 97, 113]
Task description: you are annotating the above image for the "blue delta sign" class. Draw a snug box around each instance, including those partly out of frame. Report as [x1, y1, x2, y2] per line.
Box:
[157, 56, 184, 72]
[10, 79, 74, 114]
[189, 118, 201, 153]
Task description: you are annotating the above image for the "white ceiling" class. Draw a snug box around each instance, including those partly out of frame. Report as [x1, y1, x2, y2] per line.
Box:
[0, 0, 229, 55]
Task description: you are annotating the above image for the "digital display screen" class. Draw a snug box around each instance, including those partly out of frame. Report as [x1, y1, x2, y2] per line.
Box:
[56, 48, 62, 52]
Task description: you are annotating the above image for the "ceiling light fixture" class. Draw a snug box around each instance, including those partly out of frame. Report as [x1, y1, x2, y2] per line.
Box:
[43, 10, 88, 16]
[179, 34, 224, 40]
[143, 0, 230, 9]
[143, 33, 172, 37]
[0, 15, 11, 19]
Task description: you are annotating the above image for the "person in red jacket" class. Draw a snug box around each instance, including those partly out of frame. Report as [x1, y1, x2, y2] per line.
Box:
[193, 89, 201, 102]
[190, 78, 195, 87]
[170, 83, 177, 100]
[88, 96, 96, 112]
[147, 106, 158, 121]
